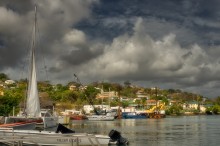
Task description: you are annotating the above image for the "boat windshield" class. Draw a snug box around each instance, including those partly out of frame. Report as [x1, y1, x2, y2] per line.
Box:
[41, 112, 52, 117]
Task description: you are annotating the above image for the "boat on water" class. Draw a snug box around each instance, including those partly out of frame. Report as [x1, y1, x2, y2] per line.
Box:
[87, 114, 115, 121]
[0, 5, 129, 146]
[0, 123, 129, 146]
[73, 75, 117, 121]
[60, 110, 88, 121]
[87, 109, 117, 121]
[0, 121, 37, 130]
[121, 112, 148, 119]
[3, 5, 57, 129]
[70, 114, 88, 120]
[4, 109, 57, 129]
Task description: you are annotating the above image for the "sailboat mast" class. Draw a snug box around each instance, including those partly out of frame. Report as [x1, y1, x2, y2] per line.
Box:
[26, 5, 41, 117]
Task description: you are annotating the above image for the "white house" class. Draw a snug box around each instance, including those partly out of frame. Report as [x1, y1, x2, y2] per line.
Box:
[83, 105, 110, 114]
[183, 102, 207, 113]
[5, 80, 15, 85]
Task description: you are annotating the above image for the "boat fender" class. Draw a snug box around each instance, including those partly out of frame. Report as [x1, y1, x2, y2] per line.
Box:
[108, 129, 129, 145]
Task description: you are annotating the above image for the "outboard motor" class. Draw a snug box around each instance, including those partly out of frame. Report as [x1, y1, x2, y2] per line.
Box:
[109, 129, 129, 145]
[56, 123, 75, 134]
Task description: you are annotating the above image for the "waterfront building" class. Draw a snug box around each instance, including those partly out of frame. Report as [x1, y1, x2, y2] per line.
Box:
[183, 101, 207, 113]
[83, 105, 111, 114]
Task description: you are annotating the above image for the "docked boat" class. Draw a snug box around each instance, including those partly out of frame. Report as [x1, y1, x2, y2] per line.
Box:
[70, 114, 88, 120]
[59, 109, 87, 121]
[0, 123, 129, 146]
[5, 109, 57, 129]
[87, 110, 116, 121]
[4, 5, 57, 129]
[87, 114, 115, 121]
[121, 112, 148, 119]
[0, 121, 37, 130]
[0, 5, 129, 146]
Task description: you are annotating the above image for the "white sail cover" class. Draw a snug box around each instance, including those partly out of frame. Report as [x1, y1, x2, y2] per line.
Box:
[26, 6, 41, 117]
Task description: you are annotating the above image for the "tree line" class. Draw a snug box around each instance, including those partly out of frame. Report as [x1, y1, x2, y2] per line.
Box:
[0, 73, 220, 116]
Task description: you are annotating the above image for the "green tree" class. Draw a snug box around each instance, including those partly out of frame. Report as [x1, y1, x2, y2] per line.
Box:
[121, 101, 130, 108]
[212, 105, 220, 114]
[60, 90, 79, 102]
[99, 82, 112, 91]
[215, 96, 220, 105]
[84, 85, 100, 104]
[84, 86, 99, 98]
[38, 81, 53, 92]
[121, 87, 137, 98]
[0, 73, 9, 81]
[111, 83, 123, 107]
[166, 104, 183, 115]
[0, 89, 23, 116]
[124, 80, 131, 87]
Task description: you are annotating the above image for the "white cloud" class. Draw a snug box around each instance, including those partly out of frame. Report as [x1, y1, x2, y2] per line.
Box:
[76, 17, 220, 93]
[63, 29, 86, 45]
[2, 0, 220, 97]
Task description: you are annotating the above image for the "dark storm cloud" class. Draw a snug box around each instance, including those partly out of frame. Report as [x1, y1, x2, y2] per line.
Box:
[61, 45, 102, 66]
[78, 0, 220, 47]
[0, 0, 33, 14]
[1, 0, 220, 97]
[0, 0, 98, 74]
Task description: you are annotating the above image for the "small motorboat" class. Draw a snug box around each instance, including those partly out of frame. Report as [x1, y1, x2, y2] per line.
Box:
[0, 123, 129, 146]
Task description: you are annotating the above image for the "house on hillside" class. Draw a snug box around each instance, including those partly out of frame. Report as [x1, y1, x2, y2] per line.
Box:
[96, 89, 118, 99]
[69, 84, 77, 91]
[168, 100, 181, 106]
[0, 88, 3, 96]
[183, 101, 207, 113]
[5, 80, 15, 85]
[0, 81, 6, 88]
[146, 99, 157, 106]
[136, 89, 149, 99]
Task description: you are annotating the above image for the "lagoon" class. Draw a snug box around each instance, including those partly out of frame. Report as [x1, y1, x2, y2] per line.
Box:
[69, 115, 220, 146]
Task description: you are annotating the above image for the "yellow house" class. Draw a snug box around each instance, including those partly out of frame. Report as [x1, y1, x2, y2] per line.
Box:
[0, 87, 4, 96]
[69, 85, 77, 91]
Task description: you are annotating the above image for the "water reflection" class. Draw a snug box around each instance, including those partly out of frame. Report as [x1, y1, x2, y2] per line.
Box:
[69, 115, 220, 146]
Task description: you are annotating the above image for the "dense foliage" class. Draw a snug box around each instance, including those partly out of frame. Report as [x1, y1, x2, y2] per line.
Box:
[0, 72, 219, 116]
[0, 89, 23, 116]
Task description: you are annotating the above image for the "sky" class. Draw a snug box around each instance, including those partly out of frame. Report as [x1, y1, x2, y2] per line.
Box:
[1, 0, 220, 98]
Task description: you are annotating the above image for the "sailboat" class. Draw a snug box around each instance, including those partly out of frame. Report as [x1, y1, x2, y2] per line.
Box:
[3, 5, 57, 129]
[87, 111, 116, 121]
[0, 5, 129, 146]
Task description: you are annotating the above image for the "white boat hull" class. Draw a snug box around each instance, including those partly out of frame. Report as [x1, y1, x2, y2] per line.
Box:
[0, 129, 110, 146]
[87, 115, 115, 121]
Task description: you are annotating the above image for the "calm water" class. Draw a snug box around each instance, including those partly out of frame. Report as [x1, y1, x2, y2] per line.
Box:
[69, 115, 220, 146]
